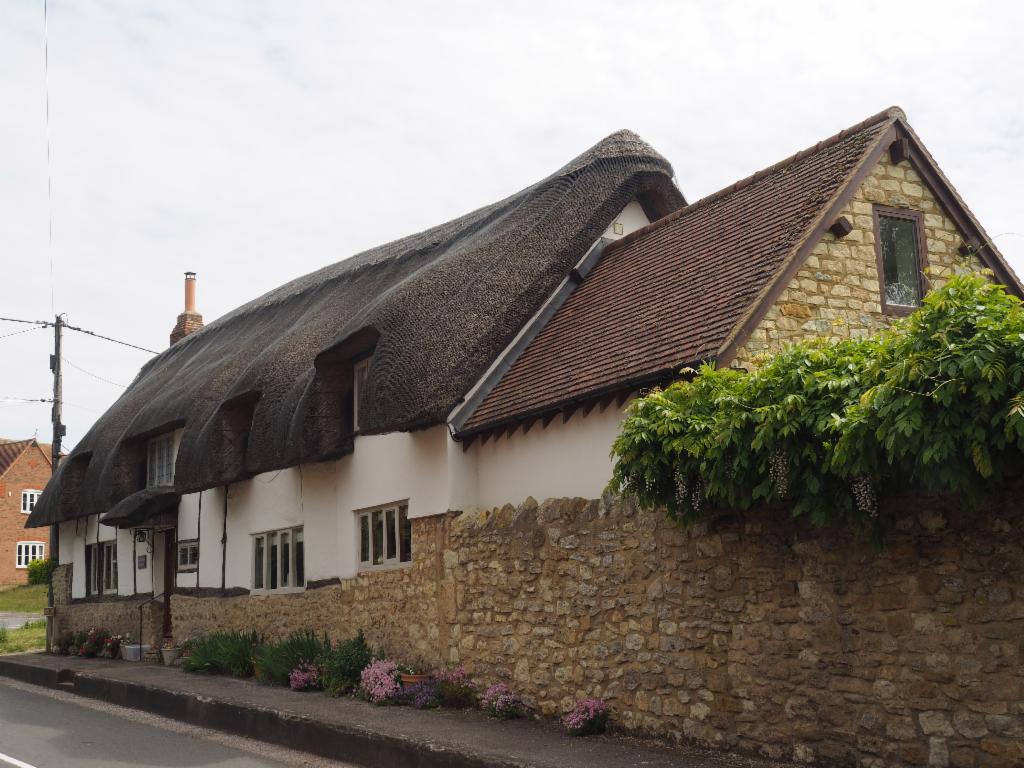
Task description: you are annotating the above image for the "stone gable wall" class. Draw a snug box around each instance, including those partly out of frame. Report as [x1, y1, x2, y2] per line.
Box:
[733, 152, 986, 369]
[165, 494, 1023, 768]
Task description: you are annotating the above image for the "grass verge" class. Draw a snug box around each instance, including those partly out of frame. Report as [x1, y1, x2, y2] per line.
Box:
[0, 620, 47, 654]
[0, 584, 47, 613]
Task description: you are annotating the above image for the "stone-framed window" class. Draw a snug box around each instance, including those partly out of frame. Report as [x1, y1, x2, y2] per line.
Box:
[252, 526, 304, 593]
[20, 489, 41, 514]
[357, 502, 411, 570]
[352, 355, 372, 431]
[176, 539, 199, 573]
[147, 433, 176, 487]
[873, 205, 927, 314]
[85, 541, 117, 595]
[16, 541, 45, 569]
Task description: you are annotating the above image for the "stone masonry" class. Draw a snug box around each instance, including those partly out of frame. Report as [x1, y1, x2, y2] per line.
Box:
[167, 493, 1023, 768]
[733, 151, 986, 369]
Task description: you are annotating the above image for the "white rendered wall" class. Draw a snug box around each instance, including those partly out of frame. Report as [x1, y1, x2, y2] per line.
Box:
[601, 201, 649, 240]
[472, 403, 629, 510]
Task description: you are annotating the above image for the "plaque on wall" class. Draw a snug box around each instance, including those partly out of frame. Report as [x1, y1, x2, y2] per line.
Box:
[137, 554, 148, 569]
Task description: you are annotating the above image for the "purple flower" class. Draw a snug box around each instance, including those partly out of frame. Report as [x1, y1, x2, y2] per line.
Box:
[359, 659, 401, 704]
[563, 698, 609, 735]
[480, 683, 526, 719]
[289, 663, 321, 691]
[404, 679, 441, 709]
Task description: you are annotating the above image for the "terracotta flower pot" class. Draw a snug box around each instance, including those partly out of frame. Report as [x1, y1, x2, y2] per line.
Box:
[400, 673, 432, 686]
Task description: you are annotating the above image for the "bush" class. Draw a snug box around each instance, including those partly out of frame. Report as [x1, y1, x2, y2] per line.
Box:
[563, 698, 609, 735]
[320, 630, 373, 696]
[182, 630, 261, 677]
[78, 627, 108, 657]
[610, 276, 1024, 534]
[27, 558, 56, 586]
[288, 662, 321, 691]
[480, 683, 526, 719]
[435, 665, 480, 708]
[254, 630, 330, 685]
[402, 679, 440, 709]
[359, 659, 401, 704]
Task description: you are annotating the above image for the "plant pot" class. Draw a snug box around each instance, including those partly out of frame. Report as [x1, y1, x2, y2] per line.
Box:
[161, 648, 181, 666]
[400, 673, 432, 687]
[122, 644, 150, 662]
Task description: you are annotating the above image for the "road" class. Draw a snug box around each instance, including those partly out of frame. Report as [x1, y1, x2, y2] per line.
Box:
[0, 614, 41, 630]
[0, 677, 354, 768]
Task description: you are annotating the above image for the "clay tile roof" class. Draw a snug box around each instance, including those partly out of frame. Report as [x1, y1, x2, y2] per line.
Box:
[0, 439, 32, 477]
[462, 110, 899, 433]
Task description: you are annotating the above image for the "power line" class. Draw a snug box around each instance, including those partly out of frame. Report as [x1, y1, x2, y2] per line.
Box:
[0, 325, 46, 341]
[64, 357, 127, 388]
[63, 323, 158, 355]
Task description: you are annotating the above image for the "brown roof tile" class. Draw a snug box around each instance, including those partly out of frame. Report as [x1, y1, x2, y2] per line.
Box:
[0, 439, 33, 477]
[463, 111, 896, 433]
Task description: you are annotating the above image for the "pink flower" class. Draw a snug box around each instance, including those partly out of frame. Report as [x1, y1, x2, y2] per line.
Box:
[288, 663, 321, 691]
[563, 698, 609, 735]
[359, 659, 401, 704]
[480, 683, 525, 719]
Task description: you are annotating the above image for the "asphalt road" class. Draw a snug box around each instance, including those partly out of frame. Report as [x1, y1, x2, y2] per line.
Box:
[0, 614, 41, 630]
[0, 677, 353, 768]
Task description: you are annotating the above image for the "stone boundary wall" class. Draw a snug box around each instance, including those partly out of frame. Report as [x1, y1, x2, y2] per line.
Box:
[51, 564, 164, 648]
[162, 497, 1020, 766]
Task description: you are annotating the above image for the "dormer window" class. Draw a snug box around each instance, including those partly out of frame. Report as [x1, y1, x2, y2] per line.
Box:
[353, 356, 371, 431]
[147, 433, 176, 487]
[875, 206, 925, 313]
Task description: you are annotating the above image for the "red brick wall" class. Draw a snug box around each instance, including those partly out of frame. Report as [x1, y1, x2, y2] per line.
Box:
[0, 444, 52, 587]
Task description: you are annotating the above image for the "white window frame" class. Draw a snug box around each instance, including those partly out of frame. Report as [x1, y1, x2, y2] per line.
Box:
[16, 541, 45, 569]
[20, 490, 41, 514]
[356, 502, 412, 571]
[251, 526, 305, 594]
[101, 540, 118, 593]
[353, 356, 371, 431]
[147, 433, 176, 488]
[177, 539, 199, 573]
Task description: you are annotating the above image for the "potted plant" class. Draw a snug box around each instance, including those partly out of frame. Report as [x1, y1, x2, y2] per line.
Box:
[160, 640, 181, 666]
[398, 661, 432, 687]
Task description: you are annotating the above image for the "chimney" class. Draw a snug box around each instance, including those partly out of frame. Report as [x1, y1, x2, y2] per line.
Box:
[169, 271, 204, 345]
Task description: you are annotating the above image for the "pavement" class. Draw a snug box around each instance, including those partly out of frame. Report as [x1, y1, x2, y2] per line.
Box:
[0, 613, 42, 630]
[0, 653, 796, 768]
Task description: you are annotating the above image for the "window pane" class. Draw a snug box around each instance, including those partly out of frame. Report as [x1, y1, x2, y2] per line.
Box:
[269, 533, 279, 589]
[295, 529, 304, 586]
[254, 536, 265, 589]
[385, 507, 397, 561]
[371, 510, 384, 565]
[399, 505, 412, 563]
[280, 531, 291, 587]
[359, 515, 369, 563]
[190, 544, 198, 566]
[880, 216, 922, 307]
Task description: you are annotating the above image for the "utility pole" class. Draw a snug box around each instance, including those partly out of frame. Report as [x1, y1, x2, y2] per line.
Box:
[46, 314, 65, 650]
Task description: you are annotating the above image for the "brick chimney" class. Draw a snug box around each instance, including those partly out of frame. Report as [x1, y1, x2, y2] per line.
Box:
[169, 272, 204, 345]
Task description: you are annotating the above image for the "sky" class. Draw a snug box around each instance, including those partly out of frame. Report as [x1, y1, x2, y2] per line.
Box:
[2, 0, 1022, 450]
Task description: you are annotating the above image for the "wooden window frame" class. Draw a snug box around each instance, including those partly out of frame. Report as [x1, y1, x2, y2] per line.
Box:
[20, 489, 41, 514]
[352, 356, 372, 432]
[16, 541, 45, 569]
[251, 526, 305, 594]
[176, 539, 199, 573]
[872, 205, 928, 316]
[356, 502, 412, 572]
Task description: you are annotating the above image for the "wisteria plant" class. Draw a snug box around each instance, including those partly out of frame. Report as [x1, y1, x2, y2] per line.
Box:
[359, 659, 402, 704]
[480, 683, 526, 719]
[563, 698, 609, 735]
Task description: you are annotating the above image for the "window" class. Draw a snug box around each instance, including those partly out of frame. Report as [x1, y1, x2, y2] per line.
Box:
[147, 433, 176, 487]
[16, 542, 45, 569]
[353, 357, 371, 431]
[875, 207, 925, 311]
[20, 490, 41, 514]
[357, 503, 411, 569]
[177, 540, 199, 572]
[85, 541, 117, 595]
[252, 526, 304, 592]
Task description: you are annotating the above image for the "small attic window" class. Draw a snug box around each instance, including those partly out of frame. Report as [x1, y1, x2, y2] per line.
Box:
[353, 356, 372, 432]
[874, 206, 925, 313]
[147, 433, 176, 487]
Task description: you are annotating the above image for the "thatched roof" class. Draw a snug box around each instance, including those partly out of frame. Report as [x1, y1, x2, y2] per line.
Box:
[28, 130, 683, 528]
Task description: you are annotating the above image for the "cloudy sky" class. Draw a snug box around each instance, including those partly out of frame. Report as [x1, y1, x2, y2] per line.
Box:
[2, 0, 1022, 449]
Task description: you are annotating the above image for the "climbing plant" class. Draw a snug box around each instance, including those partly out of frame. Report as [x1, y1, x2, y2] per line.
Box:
[609, 274, 1024, 533]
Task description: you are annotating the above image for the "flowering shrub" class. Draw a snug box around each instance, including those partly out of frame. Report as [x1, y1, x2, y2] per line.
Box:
[480, 683, 526, 719]
[563, 698, 609, 735]
[288, 662, 322, 691]
[402, 679, 441, 709]
[359, 659, 401, 704]
[100, 634, 124, 659]
[78, 627, 108, 658]
[435, 665, 480, 708]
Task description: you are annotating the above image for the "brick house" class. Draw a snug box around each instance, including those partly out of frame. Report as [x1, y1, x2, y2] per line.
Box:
[0, 439, 52, 586]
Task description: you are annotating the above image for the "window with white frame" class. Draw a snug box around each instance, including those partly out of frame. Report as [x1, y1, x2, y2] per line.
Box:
[102, 541, 117, 592]
[147, 433, 176, 487]
[252, 526, 304, 592]
[20, 489, 41, 514]
[15, 542, 45, 569]
[357, 503, 411, 569]
[353, 356, 371, 431]
[85, 541, 117, 595]
[177, 539, 199, 572]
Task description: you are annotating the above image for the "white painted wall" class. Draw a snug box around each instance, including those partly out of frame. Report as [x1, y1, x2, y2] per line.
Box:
[601, 200, 649, 240]
[472, 403, 629, 510]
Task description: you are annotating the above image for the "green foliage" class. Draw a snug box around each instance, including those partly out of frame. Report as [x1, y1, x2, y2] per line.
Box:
[254, 630, 330, 685]
[320, 630, 373, 696]
[182, 630, 261, 677]
[27, 558, 56, 586]
[609, 275, 1024, 532]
